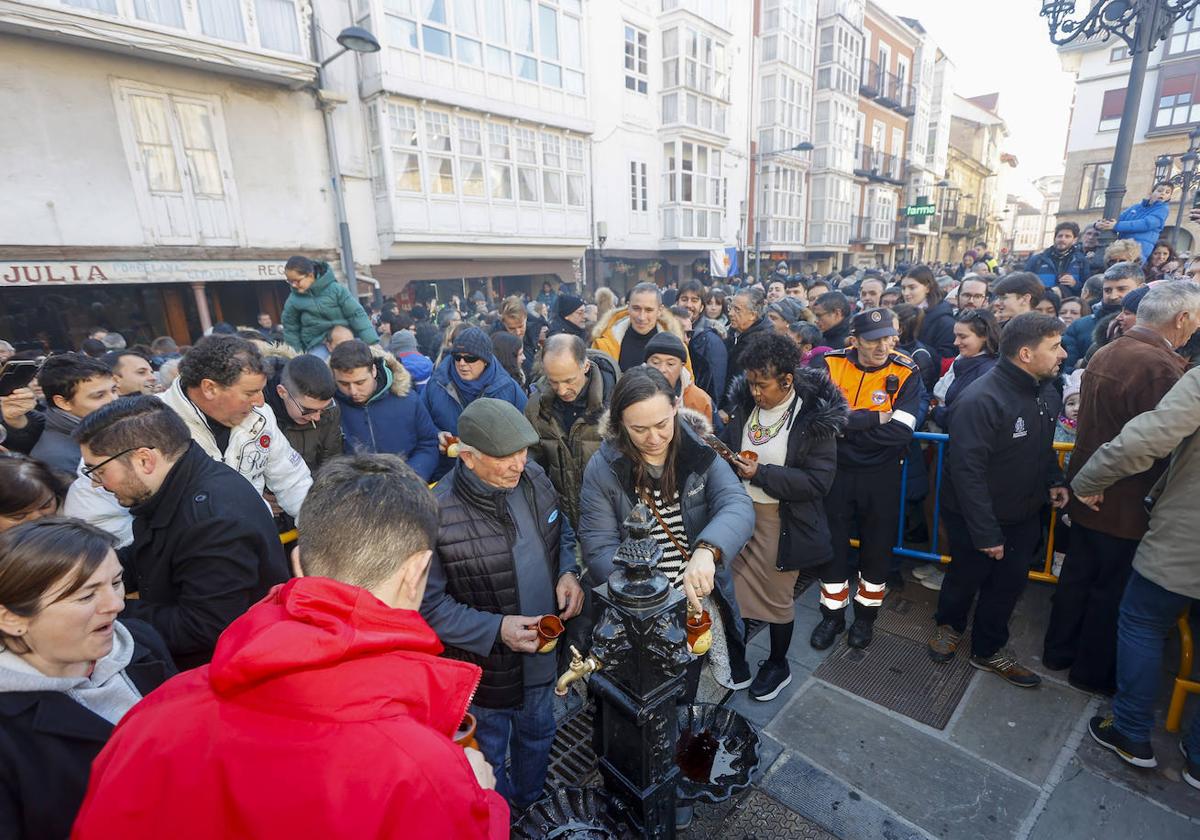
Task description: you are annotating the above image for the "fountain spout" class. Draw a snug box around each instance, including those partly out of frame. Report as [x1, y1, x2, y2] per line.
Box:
[554, 645, 602, 696]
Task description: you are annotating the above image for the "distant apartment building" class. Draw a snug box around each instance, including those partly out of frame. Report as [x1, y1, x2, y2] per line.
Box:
[586, 0, 752, 293]
[1057, 23, 1200, 253]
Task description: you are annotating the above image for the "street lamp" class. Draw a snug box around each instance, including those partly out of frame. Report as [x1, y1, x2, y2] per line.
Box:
[310, 23, 382, 298]
[753, 141, 814, 281]
[1041, 1, 1200, 244]
[1154, 124, 1200, 250]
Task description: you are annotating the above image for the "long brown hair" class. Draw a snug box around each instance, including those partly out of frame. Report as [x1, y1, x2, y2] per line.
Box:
[605, 366, 682, 501]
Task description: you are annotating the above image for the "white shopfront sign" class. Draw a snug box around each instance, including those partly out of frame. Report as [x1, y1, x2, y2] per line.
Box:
[1, 260, 289, 287]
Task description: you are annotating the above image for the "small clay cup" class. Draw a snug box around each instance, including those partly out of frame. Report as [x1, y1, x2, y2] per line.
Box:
[454, 712, 479, 750]
[739, 451, 758, 462]
[686, 610, 713, 655]
[536, 615, 565, 653]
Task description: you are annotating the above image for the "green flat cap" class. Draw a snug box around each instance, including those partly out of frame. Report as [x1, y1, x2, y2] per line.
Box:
[458, 398, 539, 457]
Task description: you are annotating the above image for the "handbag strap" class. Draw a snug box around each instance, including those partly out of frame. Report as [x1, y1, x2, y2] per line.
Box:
[639, 489, 691, 564]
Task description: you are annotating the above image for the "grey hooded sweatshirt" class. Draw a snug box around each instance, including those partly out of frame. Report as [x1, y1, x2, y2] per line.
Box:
[0, 621, 142, 724]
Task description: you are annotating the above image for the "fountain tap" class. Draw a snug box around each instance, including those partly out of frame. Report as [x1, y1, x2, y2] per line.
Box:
[554, 645, 602, 696]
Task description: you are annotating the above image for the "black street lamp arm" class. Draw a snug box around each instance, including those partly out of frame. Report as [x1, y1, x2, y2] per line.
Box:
[1041, 1, 1200, 51]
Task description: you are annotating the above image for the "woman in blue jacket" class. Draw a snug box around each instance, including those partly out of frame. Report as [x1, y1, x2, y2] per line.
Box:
[1097, 182, 1174, 261]
[422, 327, 527, 478]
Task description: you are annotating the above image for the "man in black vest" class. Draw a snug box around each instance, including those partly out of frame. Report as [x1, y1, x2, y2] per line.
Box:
[420, 398, 583, 813]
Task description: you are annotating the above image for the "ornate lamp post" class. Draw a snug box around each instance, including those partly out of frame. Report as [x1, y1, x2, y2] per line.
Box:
[1042, 1, 1200, 243]
[1153, 124, 1200, 250]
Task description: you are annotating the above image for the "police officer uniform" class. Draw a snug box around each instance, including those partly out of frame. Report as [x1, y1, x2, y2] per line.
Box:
[813, 308, 924, 649]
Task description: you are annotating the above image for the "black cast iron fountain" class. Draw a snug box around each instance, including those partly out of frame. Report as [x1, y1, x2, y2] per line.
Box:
[512, 504, 761, 839]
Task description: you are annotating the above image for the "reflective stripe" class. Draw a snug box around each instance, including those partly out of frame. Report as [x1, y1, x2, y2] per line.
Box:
[819, 581, 850, 611]
[892, 409, 916, 429]
[854, 578, 886, 608]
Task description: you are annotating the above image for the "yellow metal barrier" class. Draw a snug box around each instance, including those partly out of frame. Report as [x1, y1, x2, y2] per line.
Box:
[1168, 613, 1200, 733]
[280, 529, 298, 546]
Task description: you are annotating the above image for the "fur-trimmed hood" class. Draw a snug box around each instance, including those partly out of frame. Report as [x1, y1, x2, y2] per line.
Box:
[590, 304, 688, 347]
[724, 365, 848, 441]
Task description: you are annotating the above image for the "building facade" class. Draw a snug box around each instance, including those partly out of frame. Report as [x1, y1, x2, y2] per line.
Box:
[352, 0, 593, 303]
[745, 0, 816, 275]
[845, 0, 915, 268]
[0, 0, 341, 348]
[1057, 24, 1200, 254]
[585, 0, 752, 294]
[934, 93, 1010, 264]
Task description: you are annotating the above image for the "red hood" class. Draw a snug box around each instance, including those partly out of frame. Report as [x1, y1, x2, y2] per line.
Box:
[208, 578, 480, 738]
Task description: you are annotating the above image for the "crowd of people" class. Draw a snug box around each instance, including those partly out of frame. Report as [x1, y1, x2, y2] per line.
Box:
[1, 198, 1200, 835]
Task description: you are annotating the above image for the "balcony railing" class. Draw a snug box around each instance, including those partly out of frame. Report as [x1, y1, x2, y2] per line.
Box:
[849, 214, 896, 245]
[859, 58, 882, 97]
[859, 59, 915, 116]
[852, 144, 905, 184]
[942, 210, 959, 228]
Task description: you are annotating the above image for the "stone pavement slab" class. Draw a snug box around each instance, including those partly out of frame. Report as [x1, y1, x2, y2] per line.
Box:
[1075, 723, 1200, 822]
[1028, 761, 1198, 840]
[757, 751, 931, 840]
[767, 682, 1039, 840]
[947, 674, 1092, 785]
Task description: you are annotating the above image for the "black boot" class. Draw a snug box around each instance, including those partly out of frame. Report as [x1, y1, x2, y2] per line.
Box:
[848, 606, 879, 649]
[810, 607, 846, 650]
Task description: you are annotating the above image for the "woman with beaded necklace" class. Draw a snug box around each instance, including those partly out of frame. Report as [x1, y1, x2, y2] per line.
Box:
[721, 332, 848, 702]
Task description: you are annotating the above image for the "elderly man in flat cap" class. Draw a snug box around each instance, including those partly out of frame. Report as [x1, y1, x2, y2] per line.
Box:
[421, 398, 584, 814]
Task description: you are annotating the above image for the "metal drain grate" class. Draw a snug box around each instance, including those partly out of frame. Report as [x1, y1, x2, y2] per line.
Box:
[876, 588, 974, 648]
[812, 631, 974, 730]
[684, 789, 839, 839]
[544, 702, 599, 788]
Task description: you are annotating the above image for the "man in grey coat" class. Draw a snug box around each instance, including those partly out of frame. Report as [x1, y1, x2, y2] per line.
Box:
[30, 354, 119, 474]
[1072, 366, 1200, 788]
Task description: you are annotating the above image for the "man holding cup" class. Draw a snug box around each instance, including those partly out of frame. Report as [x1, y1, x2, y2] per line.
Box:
[422, 398, 584, 813]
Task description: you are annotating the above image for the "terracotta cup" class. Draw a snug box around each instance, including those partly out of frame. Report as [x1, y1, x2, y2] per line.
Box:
[454, 712, 479, 751]
[444, 434, 461, 458]
[739, 451, 758, 462]
[536, 615, 565, 653]
[686, 610, 713, 655]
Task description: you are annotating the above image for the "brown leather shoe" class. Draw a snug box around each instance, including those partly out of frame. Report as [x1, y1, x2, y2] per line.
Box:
[970, 650, 1041, 688]
[928, 624, 961, 663]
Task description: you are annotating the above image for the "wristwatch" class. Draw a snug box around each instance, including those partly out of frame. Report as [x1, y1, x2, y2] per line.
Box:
[695, 541, 723, 566]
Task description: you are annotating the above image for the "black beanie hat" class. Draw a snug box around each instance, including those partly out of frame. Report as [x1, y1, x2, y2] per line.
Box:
[642, 331, 687, 363]
[556, 294, 585, 318]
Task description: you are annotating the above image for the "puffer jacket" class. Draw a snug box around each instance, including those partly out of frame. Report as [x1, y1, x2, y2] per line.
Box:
[721, 367, 847, 570]
[281, 261, 379, 352]
[333, 350, 439, 481]
[1112, 199, 1170, 261]
[426, 461, 564, 709]
[157, 379, 312, 518]
[591, 306, 692, 374]
[73, 578, 509, 839]
[1024, 244, 1091, 290]
[525, 349, 619, 527]
[422, 354, 528, 479]
[578, 422, 754, 647]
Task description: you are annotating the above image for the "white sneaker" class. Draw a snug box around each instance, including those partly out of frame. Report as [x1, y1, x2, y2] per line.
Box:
[920, 568, 945, 591]
[912, 563, 936, 580]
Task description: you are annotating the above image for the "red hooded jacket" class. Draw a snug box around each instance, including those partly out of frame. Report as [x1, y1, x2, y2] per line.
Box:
[72, 577, 509, 839]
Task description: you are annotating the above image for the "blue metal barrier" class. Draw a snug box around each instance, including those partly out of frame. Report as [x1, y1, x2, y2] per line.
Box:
[851, 432, 1071, 583]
